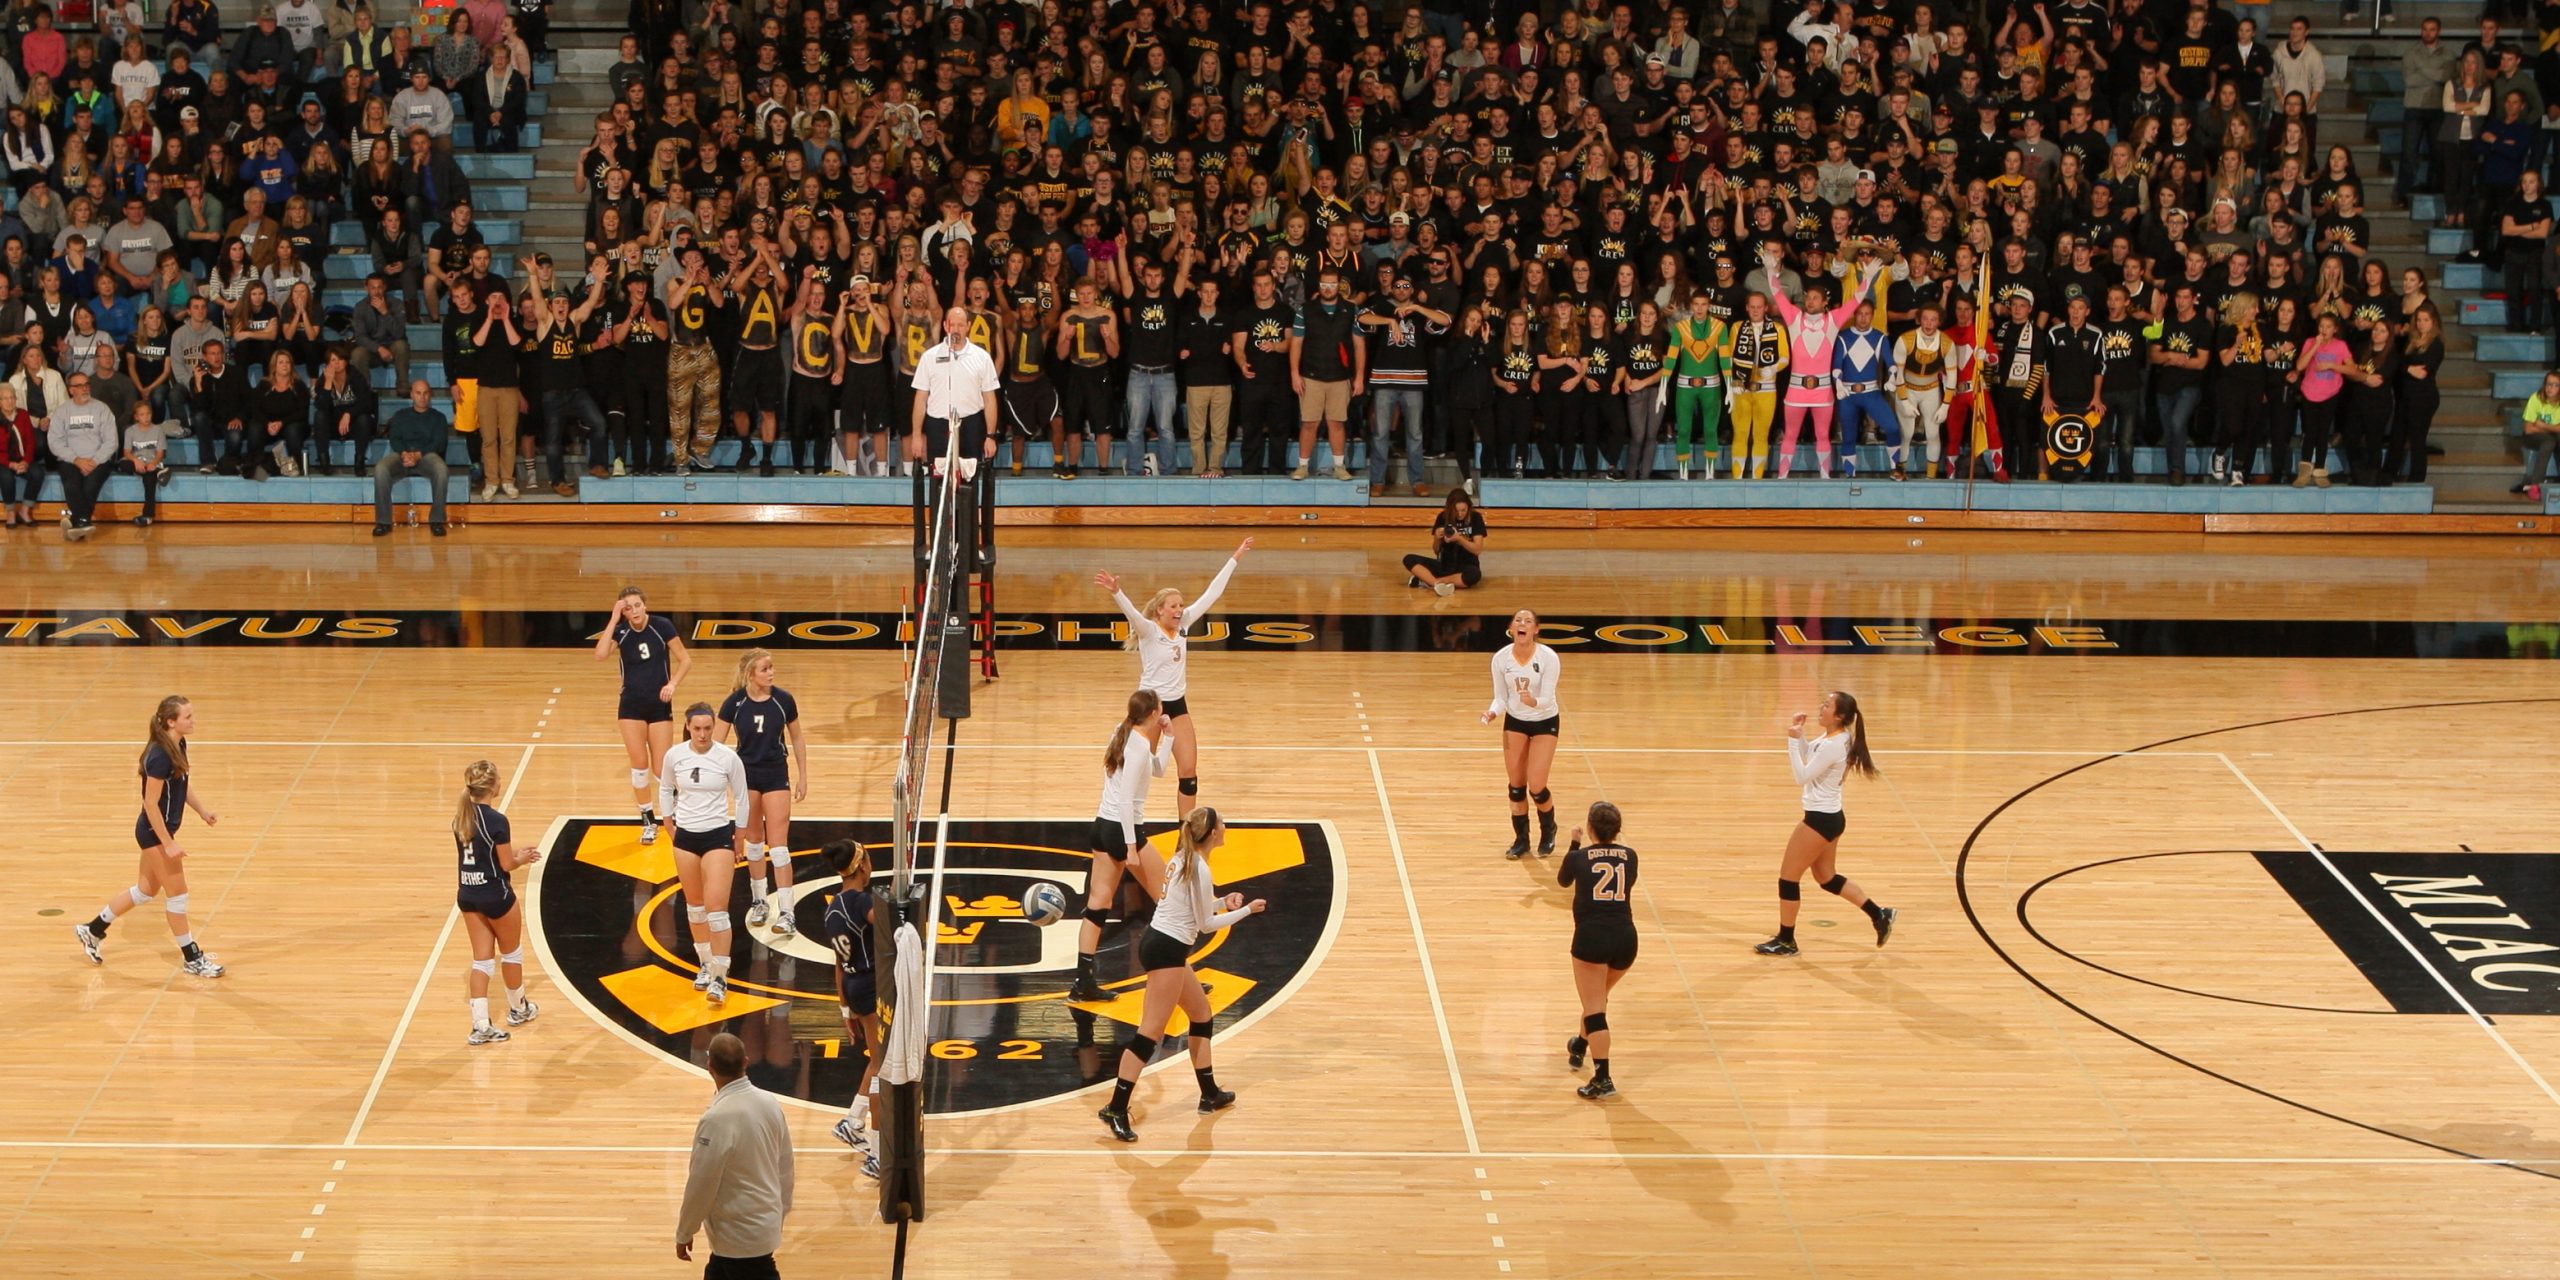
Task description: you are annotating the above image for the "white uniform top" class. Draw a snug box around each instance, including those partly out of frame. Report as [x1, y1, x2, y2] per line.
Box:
[910, 335, 1001, 419]
[1112, 556, 1237, 702]
[1789, 731, 1850, 813]
[1149, 851, 1252, 946]
[1486, 643, 1562, 723]
[1097, 727, 1176, 847]
[659, 741, 750, 833]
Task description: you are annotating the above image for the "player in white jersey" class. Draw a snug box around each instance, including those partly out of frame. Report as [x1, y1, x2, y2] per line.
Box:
[1481, 609, 1564, 858]
[1755, 692, 1896, 956]
[1093, 537, 1253, 818]
[660, 702, 751, 1003]
[1097, 805, 1267, 1143]
[1070, 690, 1176, 1004]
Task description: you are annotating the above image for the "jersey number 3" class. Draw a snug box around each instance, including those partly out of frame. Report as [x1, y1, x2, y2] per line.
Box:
[637, 642, 653, 660]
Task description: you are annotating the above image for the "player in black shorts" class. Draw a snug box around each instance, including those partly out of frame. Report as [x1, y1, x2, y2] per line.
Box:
[592, 585, 689, 845]
[452, 759, 542, 1044]
[818, 839, 882, 1176]
[1757, 692, 1895, 956]
[75, 696, 225, 978]
[718, 648, 808, 938]
[1558, 801, 1637, 1099]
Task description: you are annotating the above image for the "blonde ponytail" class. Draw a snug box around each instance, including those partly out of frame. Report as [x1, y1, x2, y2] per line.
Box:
[453, 759, 501, 845]
[731, 647, 773, 697]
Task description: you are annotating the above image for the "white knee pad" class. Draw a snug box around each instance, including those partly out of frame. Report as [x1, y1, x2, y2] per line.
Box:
[707, 911, 732, 934]
[631, 768, 652, 789]
[500, 949, 523, 966]
[129, 884, 154, 906]
[744, 842, 767, 864]
[165, 892, 189, 915]
[687, 904, 708, 925]
[471, 958, 497, 977]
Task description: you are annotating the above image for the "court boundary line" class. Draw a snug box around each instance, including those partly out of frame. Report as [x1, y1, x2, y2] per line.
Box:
[0, 740, 2232, 757]
[341, 743, 539, 1147]
[0, 1136, 2540, 1168]
[1368, 747, 1482, 1156]
[2217, 751, 2560, 1114]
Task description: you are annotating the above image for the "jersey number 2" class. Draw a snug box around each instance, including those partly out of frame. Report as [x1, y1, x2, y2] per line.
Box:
[1592, 863, 1628, 902]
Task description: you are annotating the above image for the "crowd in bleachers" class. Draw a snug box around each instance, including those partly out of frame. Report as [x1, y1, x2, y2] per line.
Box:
[5, 0, 2535, 529]
[0, 0, 547, 537]
[538, 0, 2477, 500]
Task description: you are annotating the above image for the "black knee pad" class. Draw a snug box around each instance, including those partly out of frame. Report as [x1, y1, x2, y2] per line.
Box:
[1530, 788, 1552, 807]
[1125, 1034, 1159, 1062]
[1777, 879, 1802, 901]
[1191, 1015, 1212, 1040]
[1820, 874, 1848, 896]
[1582, 1012, 1608, 1034]
[1507, 785, 1527, 803]
[1178, 775, 1199, 796]
[1082, 907, 1111, 926]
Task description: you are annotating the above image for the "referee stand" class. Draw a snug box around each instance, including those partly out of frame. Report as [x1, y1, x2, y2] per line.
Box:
[907, 454, 999, 689]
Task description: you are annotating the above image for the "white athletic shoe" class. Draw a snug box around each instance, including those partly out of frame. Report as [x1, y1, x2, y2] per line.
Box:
[640, 815, 661, 845]
[182, 954, 226, 978]
[833, 1117, 868, 1149]
[704, 976, 728, 1005]
[772, 908, 796, 937]
[860, 1152, 880, 1180]
[467, 1025, 511, 1045]
[746, 899, 770, 927]
[74, 923, 103, 964]
[507, 999, 539, 1027]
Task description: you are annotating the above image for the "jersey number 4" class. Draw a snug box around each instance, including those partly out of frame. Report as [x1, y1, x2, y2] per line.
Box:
[1592, 863, 1628, 902]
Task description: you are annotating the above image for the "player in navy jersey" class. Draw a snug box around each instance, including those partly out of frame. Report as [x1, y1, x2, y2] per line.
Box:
[818, 838, 882, 1175]
[1558, 801, 1638, 1099]
[592, 585, 689, 845]
[717, 649, 808, 938]
[75, 696, 226, 977]
[452, 759, 542, 1044]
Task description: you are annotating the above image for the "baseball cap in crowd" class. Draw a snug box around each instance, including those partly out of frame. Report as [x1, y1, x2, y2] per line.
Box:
[1389, 212, 1410, 226]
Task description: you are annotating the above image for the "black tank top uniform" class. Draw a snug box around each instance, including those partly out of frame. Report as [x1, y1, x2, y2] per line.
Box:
[824, 884, 878, 1013]
[456, 802, 519, 917]
[614, 614, 678, 722]
[718, 686, 799, 792]
[135, 741, 189, 849]
[1560, 840, 1640, 969]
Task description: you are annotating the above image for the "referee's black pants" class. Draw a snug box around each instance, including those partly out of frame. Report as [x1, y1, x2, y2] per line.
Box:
[921, 410, 989, 465]
[703, 1254, 779, 1280]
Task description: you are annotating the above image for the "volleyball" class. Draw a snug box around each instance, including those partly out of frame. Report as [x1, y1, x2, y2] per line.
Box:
[1022, 882, 1068, 926]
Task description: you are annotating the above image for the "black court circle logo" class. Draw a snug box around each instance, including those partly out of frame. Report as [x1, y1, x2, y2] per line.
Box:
[530, 817, 1344, 1115]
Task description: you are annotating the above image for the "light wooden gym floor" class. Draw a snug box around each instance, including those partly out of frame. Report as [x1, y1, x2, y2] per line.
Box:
[3, 526, 2558, 1277]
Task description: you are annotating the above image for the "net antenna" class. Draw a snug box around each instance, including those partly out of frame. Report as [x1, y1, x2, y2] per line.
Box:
[876, 424, 968, 1249]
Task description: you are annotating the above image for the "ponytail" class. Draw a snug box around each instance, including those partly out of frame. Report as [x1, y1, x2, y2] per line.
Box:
[1169, 805, 1219, 891]
[141, 694, 190, 781]
[1833, 691, 1879, 778]
[453, 758, 500, 845]
[1103, 689, 1163, 774]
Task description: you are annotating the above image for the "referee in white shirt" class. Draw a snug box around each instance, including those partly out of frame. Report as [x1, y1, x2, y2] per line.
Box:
[676, 1033, 795, 1279]
[908, 305, 1000, 472]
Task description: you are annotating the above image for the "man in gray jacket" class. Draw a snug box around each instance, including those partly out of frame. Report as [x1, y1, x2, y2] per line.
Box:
[2402, 18, 2458, 206]
[675, 1033, 794, 1279]
[48, 372, 119, 540]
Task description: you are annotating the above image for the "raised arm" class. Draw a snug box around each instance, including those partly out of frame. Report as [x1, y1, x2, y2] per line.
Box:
[1181, 538, 1252, 625]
